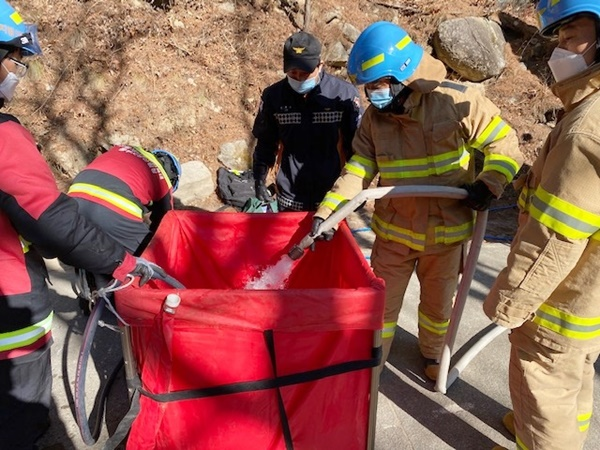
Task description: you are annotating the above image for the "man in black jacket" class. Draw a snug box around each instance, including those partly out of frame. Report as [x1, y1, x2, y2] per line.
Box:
[252, 30, 363, 211]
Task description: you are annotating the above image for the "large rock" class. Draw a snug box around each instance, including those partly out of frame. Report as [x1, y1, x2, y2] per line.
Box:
[433, 17, 507, 82]
[174, 160, 214, 205]
[218, 139, 252, 171]
[324, 41, 349, 68]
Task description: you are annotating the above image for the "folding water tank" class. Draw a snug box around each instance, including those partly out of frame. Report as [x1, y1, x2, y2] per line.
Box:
[115, 210, 385, 450]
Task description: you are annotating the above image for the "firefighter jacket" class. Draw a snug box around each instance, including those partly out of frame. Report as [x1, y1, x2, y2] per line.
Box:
[484, 63, 600, 350]
[68, 145, 174, 233]
[0, 115, 134, 361]
[316, 53, 523, 253]
[252, 70, 363, 210]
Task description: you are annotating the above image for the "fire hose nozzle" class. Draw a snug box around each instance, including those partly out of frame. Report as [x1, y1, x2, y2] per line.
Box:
[288, 234, 315, 260]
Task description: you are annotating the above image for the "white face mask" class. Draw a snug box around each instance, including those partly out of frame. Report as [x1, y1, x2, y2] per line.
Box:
[547, 44, 596, 82]
[0, 71, 20, 102]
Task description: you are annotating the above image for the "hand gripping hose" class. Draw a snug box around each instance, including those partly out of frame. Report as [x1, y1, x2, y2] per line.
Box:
[288, 185, 504, 394]
[288, 185, 470, 260]
[75, 270, 185, 446]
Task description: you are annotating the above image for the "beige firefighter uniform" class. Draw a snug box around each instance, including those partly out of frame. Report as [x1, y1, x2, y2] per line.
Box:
[484, 64, 600, 450]
[315, 52, 523, 370]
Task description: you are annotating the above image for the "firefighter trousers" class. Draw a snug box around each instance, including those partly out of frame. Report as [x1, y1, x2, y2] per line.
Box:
[0, 347, 52, 449]
[371, 238, 462, 365]
[509, 327, 600, 450]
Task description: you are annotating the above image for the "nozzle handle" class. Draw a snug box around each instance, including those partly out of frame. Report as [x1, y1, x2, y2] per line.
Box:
[287, 234, 316, 260]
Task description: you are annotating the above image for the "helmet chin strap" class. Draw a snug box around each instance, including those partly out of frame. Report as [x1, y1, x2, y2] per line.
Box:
[386, 83, 412, 114]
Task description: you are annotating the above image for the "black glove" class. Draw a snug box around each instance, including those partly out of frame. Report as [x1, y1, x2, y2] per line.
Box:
[130, 257, 168, 286]
[255, 180, 273, 203]
[460, 180, 495, 211]
[310, 217, 335, 242]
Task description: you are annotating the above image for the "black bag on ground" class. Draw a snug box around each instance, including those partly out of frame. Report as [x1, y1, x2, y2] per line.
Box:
[216, 167, 256, 209]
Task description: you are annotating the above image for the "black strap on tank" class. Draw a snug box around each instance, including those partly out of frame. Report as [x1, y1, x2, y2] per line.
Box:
[139, 344, 382, 403]
[264, 329, 294, 450]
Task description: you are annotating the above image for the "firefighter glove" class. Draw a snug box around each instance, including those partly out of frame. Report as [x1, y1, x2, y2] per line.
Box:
[460, 180, 495, 211]
[255, 180, 273, 203]
[310, 217, 335, 242]
[131, 257, 167, 286]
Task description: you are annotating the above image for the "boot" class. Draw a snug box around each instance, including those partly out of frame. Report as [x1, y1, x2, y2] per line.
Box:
[492, 446, 508, 450]
[502, 410, 515, 438]
[423, 358, 439, 381]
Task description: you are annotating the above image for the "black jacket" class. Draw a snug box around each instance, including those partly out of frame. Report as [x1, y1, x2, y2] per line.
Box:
[252, 71, 362, 210]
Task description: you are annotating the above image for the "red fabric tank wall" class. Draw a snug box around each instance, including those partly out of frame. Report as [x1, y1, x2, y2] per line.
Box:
[116, 210, 385, 450]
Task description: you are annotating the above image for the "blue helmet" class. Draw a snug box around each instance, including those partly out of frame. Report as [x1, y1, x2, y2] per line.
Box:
[0, 0, 42, 58]
[347, 21, 424, 85]
[536, 0, 600, 36]
[152, 149, 182, 192]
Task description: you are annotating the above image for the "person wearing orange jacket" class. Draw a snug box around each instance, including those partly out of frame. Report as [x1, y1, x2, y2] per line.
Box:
[484, 2, 600, 449]
[311, 21, 523, 381]
[0, 3, 157, 448]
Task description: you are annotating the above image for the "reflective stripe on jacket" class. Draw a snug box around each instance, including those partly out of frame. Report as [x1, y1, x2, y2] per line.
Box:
[484, 64, 600, 349]
[0, 116, 128, 361]
[317, 52, 522, 252]
[68, 145, 173, 222]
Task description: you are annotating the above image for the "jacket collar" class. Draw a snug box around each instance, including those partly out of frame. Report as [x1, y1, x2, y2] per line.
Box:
[404, 52, 446, 94]
[551, 63, 600, 112]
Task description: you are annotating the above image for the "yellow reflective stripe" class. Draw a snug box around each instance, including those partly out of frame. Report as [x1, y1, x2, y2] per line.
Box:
[10, 11, 23, 25]
[418, 311, 449, 336]
[578, 411, 592, 432]
[371, 214, 426, 251]
[361, 53, 385, 71]
[133, 146, 173, 190]
[19, 236, 30, 254]
[395, 35, 411, 50]
[530, 186, 600, 239]
[320, 191, 347, 211]
[434, 220, 473, 245]
[482, 154, 520, 182]
[69, 183, 144, 219]
[472, 116, 512, 150]
[345, 155, 376, 179]
[382, 322, 396, 339]
[534, 303, 600, 340]
[591, 230, 600, 242]
[0, 312, 53, 352]
[516, 435, 530, 450]
[379, 147, 470, 179]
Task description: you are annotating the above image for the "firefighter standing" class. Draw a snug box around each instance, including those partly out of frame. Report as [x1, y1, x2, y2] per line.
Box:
[252, 30, 363, 211]
[312, 21, 523, 380]
[0, 3, 157, 448]
[484, 2, 600, 449]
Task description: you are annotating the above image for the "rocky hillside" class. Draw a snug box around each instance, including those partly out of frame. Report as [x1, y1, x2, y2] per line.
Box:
[10, 0, 559, 211]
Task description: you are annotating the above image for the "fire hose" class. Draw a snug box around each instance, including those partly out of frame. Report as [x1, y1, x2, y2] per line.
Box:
[74, 270, 185, 446]
[288, 185, 506, 394]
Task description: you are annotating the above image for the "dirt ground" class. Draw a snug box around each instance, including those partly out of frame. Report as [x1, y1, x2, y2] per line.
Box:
[9, 0, 560, 237]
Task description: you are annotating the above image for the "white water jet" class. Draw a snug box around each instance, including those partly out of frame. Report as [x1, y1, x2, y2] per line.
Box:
[244, 255, 295, 290]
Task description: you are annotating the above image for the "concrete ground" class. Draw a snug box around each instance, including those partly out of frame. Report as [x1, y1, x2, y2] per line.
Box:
[35, 213, 600, 450]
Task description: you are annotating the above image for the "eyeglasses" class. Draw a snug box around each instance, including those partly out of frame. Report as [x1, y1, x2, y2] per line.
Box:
[7, 57, 28, 79]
